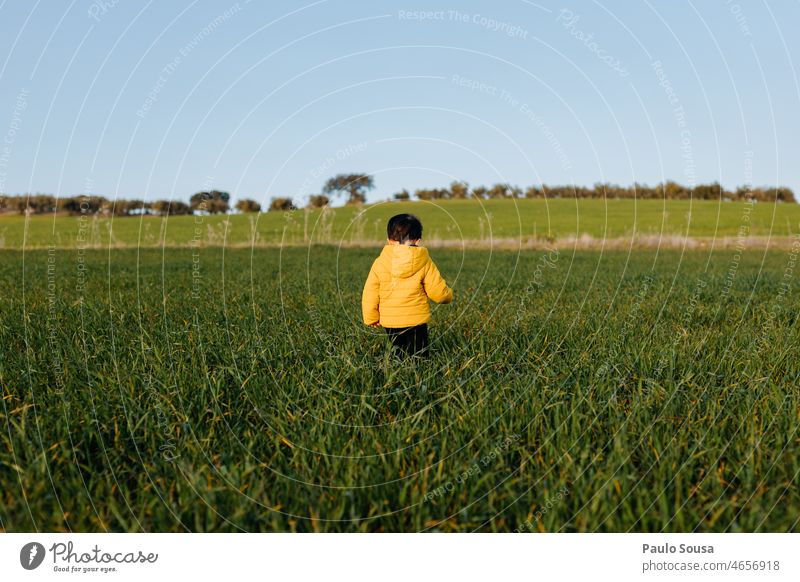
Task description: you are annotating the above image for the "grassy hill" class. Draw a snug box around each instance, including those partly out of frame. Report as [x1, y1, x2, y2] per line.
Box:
[1, 198, 799, 250]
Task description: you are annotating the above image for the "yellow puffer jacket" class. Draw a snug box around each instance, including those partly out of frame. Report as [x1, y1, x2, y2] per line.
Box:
[362, 244, 453, 328]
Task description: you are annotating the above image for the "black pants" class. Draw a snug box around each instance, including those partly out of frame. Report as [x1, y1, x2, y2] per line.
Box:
[385, 324, 429, 356]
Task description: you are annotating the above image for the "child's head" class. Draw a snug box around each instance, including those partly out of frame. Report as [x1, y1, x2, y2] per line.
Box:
[387, 213, 422, 244]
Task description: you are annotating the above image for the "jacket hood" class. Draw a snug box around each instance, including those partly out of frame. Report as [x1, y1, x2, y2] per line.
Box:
[380, 244, 429, 279]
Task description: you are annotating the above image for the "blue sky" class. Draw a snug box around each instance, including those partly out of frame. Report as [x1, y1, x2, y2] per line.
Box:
[0, 0, 798, 205]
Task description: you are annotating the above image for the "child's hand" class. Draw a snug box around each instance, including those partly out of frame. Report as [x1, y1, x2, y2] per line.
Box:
[368, 322, 381, 328]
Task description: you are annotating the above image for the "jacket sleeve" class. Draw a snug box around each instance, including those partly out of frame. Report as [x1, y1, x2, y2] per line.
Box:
[361, 264, 381, 325]
[423, 259, 453, 304]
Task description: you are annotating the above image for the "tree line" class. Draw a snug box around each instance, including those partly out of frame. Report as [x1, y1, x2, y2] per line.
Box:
[0, 191, 263, 216]
[1, 174, 794, 216]
[277, 175, 796, 208]
[406, 181, 796, 203]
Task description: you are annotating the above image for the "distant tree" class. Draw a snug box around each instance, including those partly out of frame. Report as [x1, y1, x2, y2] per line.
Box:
[235, 199, 262, 213]
[322, 174, 374, 205]
[471, 186, 488, 200]
[693, 182, 724, 201]
[525, 186, 544, 198]
[150, 200, 171, 216]
[111, 199, 129, 216]
[189, 191, 205, 212]
[661, 181, 689, 200]
[770, 187, 796, 203]
[393, 189, 410, 201]
[59, 196, 81, 214]
[190, 190, 230, 214]
[415, 188, 450, 201]
[549, 184, 580, 199]
[448, 181, 469, 199]
[170, 201, 191, 215]
[269, 197, 296, 212]
[27, 194, 58, 214]
[630, 182, 656, 199]
[150, 200, 191, 215]
[591, 183, 610, 199]
[749, 187, 770, 202]
[488, 183, 512, 199]
[306, 194, 330, 209]
[61, 196, 107, 215]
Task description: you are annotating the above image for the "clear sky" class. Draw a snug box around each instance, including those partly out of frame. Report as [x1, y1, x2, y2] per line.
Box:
[0, 0, 798, 205]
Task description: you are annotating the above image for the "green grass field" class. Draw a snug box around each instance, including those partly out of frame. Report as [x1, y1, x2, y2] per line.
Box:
[1, 244, 798, 532]
[2, 199, 799, 250]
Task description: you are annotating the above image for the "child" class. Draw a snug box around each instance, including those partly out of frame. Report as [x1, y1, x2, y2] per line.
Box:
[362, 213, 453, 356]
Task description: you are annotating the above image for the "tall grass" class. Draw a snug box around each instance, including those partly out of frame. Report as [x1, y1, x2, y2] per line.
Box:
[0, 246, 798, 531]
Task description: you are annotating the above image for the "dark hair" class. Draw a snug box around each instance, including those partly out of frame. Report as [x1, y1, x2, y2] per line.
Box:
[387, 213, 422, 243]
